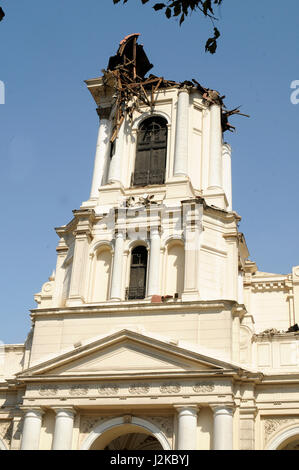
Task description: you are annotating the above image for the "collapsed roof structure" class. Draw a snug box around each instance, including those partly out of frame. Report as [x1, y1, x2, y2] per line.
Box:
[101, 33, 249, 142]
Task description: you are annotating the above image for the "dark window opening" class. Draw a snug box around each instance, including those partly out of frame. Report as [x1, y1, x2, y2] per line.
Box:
[126, 246, 148, 300]
[132, 116, 167, 187]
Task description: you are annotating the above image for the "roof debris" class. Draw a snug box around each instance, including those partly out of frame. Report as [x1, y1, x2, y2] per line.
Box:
[103, 34, 249, 141]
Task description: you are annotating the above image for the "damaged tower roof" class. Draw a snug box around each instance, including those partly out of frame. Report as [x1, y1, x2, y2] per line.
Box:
[93, 34, 249, 141]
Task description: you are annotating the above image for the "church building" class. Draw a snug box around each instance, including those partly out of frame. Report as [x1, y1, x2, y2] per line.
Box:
[1, 34, 299, 451]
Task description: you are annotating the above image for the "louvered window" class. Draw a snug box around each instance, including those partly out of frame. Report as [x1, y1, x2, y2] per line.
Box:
[127, 246, 148, 300]
[133, 116, 167, 187]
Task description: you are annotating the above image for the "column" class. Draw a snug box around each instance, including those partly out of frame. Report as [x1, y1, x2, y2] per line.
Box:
[108, 119, 124, 184]
[90, 106, 112, 199]
[20, 408, 44, 450]
[212, 406, 234, 450]
[52, 408, 75, 450]
[110, 231, 125, 300]
[222, 143, 232, 210]
[147, 227, 161, 297]
[176, 406, 199, 450]
[208, 104, 223, 189]
[173, 88, 189, 177]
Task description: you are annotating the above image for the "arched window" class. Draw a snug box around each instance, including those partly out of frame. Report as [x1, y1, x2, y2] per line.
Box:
[127, 246, 148, 300]
[133, 116, 167, 186]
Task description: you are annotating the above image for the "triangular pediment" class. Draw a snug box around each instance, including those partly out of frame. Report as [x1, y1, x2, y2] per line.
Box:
[45, 341, 216, 376]
[18, 329, 242, 379]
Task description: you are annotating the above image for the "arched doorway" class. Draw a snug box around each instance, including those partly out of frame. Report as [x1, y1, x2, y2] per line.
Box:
[103, 432, 162, 450]
[81, 416, 171, 450]
[279, 438, 299, 450]
[266, 426, 299, 450]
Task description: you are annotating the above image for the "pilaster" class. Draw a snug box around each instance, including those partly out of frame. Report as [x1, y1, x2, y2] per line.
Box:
[292, 266, 299, 324]
[67, 210, 94, 306]
[223, 232, 239, 301]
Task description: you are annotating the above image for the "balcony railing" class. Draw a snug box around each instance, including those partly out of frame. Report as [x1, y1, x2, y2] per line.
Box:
[132, 169, 165, 187]
[125, 286, 146, 300]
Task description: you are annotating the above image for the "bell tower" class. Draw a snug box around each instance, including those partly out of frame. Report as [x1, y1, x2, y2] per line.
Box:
[3, 34, 299, 453]
[33, 33, 248, 363]
[83, 33, 232, 212]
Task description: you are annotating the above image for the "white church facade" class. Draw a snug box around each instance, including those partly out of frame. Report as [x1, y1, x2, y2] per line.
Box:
[1, 34, 299, 451]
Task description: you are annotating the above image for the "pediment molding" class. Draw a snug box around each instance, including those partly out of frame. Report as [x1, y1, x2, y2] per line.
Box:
[17, 329, 248, 380]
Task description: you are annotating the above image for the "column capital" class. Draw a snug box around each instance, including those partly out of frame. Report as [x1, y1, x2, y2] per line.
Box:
[51, 407, 76, 417]
[96, 106, 112, 121]
[175, 404, 199, 450]
[211, 404, 235, 416]
[222, 142, 232, 154]
[114, 229, 126, 239]
[178, 86, 190, 95]
[174, 405, 200, 416]
[149, 226, 161, 237]
[20, 407, 45, 417]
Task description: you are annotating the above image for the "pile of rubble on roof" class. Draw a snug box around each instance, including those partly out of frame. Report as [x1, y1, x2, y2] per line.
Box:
[102, 34, 249, 142]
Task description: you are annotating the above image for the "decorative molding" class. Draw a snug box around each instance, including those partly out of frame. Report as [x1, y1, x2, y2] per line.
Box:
[123, 415, 132, 424]
[251, 281, 287, 292]
[264, 417, 299, 443]
[38, 385, 58, 396]
[80, 417, 107, 435]
[69, 385, 89, 396]
[139, 415, 173, 439]
[160, 383, 181, 394]
[128, 384, 150, 395]
[192, 382, 215, 393]
[97, 384, 119, 395]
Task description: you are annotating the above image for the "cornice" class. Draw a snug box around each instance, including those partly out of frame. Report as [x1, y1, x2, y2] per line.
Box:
[16, 328, 252, 380]
[30, 299, 240, 318]
[15, 370, 240, 384]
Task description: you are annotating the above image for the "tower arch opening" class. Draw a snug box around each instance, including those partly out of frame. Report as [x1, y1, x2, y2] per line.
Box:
[127, 245, 148, 300]
[132, 116, 167, 187]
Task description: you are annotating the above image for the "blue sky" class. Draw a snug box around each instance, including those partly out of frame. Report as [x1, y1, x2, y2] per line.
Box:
[0, 0, 298, 343]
